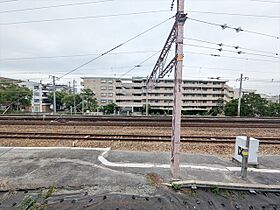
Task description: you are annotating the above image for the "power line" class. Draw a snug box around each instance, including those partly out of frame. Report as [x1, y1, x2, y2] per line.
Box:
[185, 50, 280, 63]
[118, 50, 161, 79]
[184, 43, 280, 59]
[187, 16, 280, 39]
[0, 50, 160, 61]
[185, 37, 279, 55]
[0, 10, 173, 26]
[0, 0, 113, 14]
[184, 65, 279, 74]
[0, 0, 19, 3]
[247, 0, 280, 3]
[187, 10, 280, 19]
[58, 16, 174, 79]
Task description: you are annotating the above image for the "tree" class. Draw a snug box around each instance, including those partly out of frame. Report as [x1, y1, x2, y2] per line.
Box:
[48, 91, 68, 111]
[208, 98, 224, 116]
[267, 102, 280, 117]
[80, 88, 98, 112]
[0, 82, 32, 112]
[224, 93, 270, 117]
[242, 93, 268, 116]
[62, 93, 82, 111]
[224, 99, 238, 116]
[99, 102, 118, 114]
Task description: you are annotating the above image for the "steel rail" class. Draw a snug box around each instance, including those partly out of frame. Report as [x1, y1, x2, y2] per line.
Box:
[0, 132, 279, 144]
[0, 120, 279, 128]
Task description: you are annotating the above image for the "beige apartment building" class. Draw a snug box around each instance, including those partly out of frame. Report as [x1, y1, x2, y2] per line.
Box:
[81, 77, 234, 113]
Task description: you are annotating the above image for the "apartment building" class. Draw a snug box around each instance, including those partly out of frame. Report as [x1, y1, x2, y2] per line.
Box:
[20, 81, 71, 113]
[20, 80, 51, 113]
[81, 77, 234, 113]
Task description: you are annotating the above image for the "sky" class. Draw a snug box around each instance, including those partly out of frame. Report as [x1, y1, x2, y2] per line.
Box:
[0, 0, 279, 95]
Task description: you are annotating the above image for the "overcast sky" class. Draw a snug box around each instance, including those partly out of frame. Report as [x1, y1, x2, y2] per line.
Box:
[0, 0, 279, 95]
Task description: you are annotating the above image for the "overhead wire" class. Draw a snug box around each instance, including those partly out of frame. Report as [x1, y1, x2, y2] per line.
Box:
[187, 17, 280, 39]
[247, 0, 280, 3]
[58, 16, 174, 79]
[184, 43, 280, 59]
[0, 0, 113, 14]
[187, 10, 280, 19]
[185, 37, 279, 55]
[0, 50, 160, 62]
[185, 50, 280, 63]
[118, 50, 161, 79]
[183, 65, 279, 74]
[0, 0, 19, 3]
[0, 10, 173, 26]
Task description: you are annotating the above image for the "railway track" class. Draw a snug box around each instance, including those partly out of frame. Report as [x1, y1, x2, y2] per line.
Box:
[0, 116, 279, 128]
[0, 132, 279, 145]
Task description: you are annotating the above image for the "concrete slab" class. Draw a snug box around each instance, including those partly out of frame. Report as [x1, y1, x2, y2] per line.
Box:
[0, 147, 280, 209]
[1, 147, 279, 191]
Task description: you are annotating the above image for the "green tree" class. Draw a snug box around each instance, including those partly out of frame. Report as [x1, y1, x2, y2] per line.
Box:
[224, 99, 238, 116]
[62, 93, 82, 111]
[267, 102, 280, 117]
[208, 98, 224, 116]
[99, 102, 118, 114]
[48, 91, 68, 111]
[224, 93, 269, 117]
[242, 93, 268, 116]
[0, 82, 32, 112]
[80, 88, 98, 112]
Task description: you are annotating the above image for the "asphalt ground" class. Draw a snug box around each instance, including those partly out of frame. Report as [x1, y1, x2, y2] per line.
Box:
[0, 147, 279, 209]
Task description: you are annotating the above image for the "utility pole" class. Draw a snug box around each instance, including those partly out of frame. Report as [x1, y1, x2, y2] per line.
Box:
[237, 74, 249, 117]
[146, 0, 186, 179]
[82, 95, 85, 114]
[73, 80, 76, 114]
[145, 86, 149, 116]
[49, 75, 59, 114]
[170, 0, 186, 179]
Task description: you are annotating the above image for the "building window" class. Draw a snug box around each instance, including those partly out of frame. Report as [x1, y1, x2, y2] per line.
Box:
[34, 92, 40, 96]
[108, 93, 113, 97]
[108, 80, 113, 84]
[34, 106, 40, 112]
[34, 99, 40, 103]
[100, 86, 107, 90]
[108, 86, 113, 90]
[101, 93, 107, 97]
[101, 99, 107, 103]
[108, 100, 113, 103]
[101, 80, 107, 83]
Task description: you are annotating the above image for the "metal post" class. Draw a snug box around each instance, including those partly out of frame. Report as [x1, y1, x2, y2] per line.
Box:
[49, 75, 58, 114]
[241, 136, 250, 179]
[171, 0, 185, 179]
[237, 73, 243, 117]
[82, 95, 85, 115]
[73, 80, 76, 114]
[146, 87, 149, 116]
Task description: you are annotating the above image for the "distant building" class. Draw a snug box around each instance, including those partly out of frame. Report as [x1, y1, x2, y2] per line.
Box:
[20, 81, 71, 113]
[233, 89, 280, 104]
[233, 88, 256, 99]
[19, 80, 51, 113]
[81, 77, 234, 113]
[261, 94, 280, 103]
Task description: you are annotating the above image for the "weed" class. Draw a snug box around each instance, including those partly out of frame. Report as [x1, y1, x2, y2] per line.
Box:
[20, 185, 55, 210]
[171, 183, 182, 192]
[146, 173, 163, 187]
[211, 186, 221, 196]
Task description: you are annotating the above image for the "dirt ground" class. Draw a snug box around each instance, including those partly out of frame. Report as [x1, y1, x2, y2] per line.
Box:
[0, 125, 279, 158]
